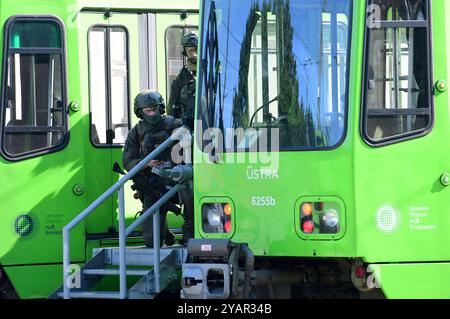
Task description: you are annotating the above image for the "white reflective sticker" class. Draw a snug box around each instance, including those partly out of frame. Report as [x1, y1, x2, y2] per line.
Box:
[376, 205, 401, 233]
[201, 244, 212, 252]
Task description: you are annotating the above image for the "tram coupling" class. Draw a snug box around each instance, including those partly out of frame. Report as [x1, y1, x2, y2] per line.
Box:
[181, 239, 254, 299]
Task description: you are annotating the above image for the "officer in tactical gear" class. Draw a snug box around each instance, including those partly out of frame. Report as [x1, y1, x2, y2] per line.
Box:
[168, 32, 197, 131]
[123, 90, 182, 248]
[167, 32, 197, 244]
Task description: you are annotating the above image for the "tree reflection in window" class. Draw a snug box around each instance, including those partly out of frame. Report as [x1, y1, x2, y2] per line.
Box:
[200, 0, 352, 151]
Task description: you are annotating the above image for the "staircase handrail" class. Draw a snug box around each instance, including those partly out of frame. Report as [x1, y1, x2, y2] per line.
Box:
[62, 127, 190, 299]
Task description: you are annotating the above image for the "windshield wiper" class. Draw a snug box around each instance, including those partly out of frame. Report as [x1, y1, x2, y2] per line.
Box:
[249, 96, 279, 127]
[202, 1, 222, 131]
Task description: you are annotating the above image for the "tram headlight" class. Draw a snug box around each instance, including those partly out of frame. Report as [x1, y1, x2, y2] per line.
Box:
[299, 201, 341, 235]
[202, 203, 233, 234]
[322, 209, 339, 227]
[207, 208, 222, 227]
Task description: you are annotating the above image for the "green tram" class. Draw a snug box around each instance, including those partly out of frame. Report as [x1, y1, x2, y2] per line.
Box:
[0, 0, 199, 298]
[183, 0, 450, 299]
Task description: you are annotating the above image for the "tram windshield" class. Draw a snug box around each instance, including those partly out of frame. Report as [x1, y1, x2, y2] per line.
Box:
[198, 0, 352, 152]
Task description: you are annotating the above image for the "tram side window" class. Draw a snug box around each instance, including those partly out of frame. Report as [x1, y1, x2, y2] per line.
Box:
[165, 26, 198, 99]
[2, 19, 66, 158]
[89, 26, 129, 146]
[364, 0, 432, 144]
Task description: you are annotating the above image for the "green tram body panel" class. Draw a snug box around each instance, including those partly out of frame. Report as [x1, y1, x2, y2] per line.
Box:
[0, 0, 199, 298]
[190, 0, 450, 262]
[193, 0, 450, 298]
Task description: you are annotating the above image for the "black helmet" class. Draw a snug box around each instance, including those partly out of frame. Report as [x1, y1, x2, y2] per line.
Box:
[134, 90, 165, 118]
[181, 32, 198, 56]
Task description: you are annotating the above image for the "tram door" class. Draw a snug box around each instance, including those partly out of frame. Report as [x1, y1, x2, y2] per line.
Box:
[0, 16, 86, 265]
[79, 11, 198, 235]
[79, 12, 140, 234]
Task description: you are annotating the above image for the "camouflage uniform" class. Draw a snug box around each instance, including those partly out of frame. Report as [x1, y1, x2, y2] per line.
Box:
[168, 69, 196, 243]
[167, 32, 198, 243]
[168, 66, 196, 130]
[123, 91, 182, 248]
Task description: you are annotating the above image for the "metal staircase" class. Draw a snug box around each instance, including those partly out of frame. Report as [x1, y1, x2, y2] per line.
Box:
[52, 127, 192, 299]
[52, 246, 187, 299]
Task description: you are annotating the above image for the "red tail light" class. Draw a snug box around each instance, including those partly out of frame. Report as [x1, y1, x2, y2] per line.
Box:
[224, 220, 232, 233]
[302, 220, 314, 233]
[355, 266, 366, 279]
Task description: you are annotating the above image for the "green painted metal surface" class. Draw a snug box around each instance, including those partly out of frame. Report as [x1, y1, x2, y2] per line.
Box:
[370, 263, 450, 299]
[193, 0, 450, 298]
[355, 0, 450, 264]
[0, 0, 198, 298]
[3, 265, 63, 299]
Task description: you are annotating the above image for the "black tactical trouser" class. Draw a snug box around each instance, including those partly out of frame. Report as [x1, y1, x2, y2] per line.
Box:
[141, 195, 170, 248]
[182, 195, 194, 243]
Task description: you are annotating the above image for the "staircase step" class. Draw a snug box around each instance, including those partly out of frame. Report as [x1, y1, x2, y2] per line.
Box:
[128, 276, 156, 299]
[93, 246, 185, 267]
[83, 268, 150, 276]
[57, 291, 122, 299]
[128, 250, 179, 298]
[51, 249, 186, 299]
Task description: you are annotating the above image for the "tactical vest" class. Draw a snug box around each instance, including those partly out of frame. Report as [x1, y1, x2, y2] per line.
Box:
[137, 116, 181, 169]
[178, 67, 196, 123]
[180, 78, 196, 119]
